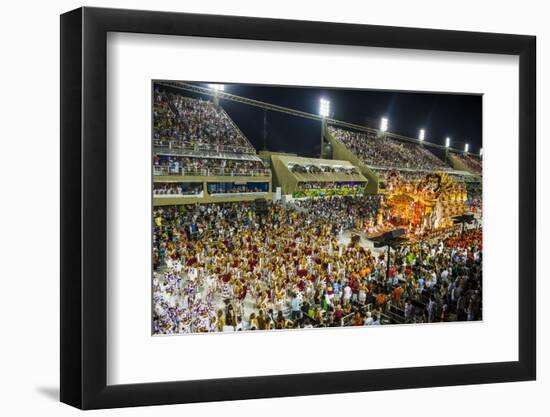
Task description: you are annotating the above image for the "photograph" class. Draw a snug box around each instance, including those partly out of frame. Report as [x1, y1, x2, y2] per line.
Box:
[152, 81, 483, 335]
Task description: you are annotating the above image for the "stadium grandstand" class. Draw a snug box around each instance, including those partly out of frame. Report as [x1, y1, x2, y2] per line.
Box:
[152, 81, 482, 336]
[447, 151, 483, 175]
[153, 88, 271, 206]
[270, 154, 367, 198]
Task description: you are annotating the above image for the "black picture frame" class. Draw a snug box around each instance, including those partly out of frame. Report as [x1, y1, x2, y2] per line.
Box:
[60, 6, 536, 410]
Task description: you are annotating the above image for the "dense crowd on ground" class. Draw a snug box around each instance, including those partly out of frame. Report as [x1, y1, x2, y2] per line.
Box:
[465, 181, 482, 213]
[152, 199, 482, 334]
[153, 88, 255, 154]
[294, 195, 383, 232]
[329, 127, 450, 171]
[153, 155, 268, 176]
[452, 153, 483, 174]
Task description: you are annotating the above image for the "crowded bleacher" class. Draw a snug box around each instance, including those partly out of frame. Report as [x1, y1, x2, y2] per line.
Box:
[296, 181, 364, 192]
[290, 163, 360, 175]
[153, 155, 269, 177]
[153, 87, 272, 205]
[153, 89, 256, 154]
[153, 182, 203, 196]
[452, 152, 483, 174]
[329, 126, 450, 171]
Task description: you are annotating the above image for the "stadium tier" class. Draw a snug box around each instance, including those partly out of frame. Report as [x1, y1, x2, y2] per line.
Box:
[328, 126, 450, 172]
[269, 154, 367, 198]
[153, 89, 271, 205]
[154, 89, 255, 154]
[448, 151, 483, 175]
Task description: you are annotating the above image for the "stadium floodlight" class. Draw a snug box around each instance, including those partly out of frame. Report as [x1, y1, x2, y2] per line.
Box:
[319, 98, 330, 118]
[380, 117, 388, 132]
[480, 148, 483, 157]
[419, 129, 425, 141]
[209, 84, 225, 92]
[445, 137, 451, 148]
[465, 143, 469, 153]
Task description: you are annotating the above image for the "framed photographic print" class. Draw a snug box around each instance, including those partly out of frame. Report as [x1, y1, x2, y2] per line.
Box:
[60, 6, 536, 410]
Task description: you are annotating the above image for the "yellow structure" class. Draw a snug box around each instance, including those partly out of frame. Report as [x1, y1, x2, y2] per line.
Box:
[383, 171, 467, 231]
[270, 154, 367, 197]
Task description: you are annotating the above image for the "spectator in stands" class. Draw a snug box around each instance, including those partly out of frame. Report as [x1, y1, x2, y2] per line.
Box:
[329, 126, 450, 172]
[153, 155, 268, 177]
[453, 152, 482, 174]
[153, 88, 255, 154]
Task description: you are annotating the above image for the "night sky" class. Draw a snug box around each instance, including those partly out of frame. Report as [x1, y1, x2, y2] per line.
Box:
[163, 82, 482, 158]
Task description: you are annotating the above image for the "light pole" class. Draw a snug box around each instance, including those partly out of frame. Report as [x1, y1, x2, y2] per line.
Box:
[209, 83, 224, 105]
[319, 98, 330, 158]
[263, 109, 268, 150]
[380, 117, 388, 137]
[419, 128, 425, 143]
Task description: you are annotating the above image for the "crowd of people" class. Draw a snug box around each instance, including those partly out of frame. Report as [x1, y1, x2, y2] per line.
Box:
[465, 181, 483, 213]
[153, 155, 269, 177]
[294, 195, 383, 232]
[295, 181, 366, 192]
[153, 88, 255, 154]
[153, 182, 203, 196]
[206, 182, 269, 195]
[329, 127, 450, 171]
[290, 164, 360, 175]
[452, 153, 483, 174]
[152, 199, 482, 334]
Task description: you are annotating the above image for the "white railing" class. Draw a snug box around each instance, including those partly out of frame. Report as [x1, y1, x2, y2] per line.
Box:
[153, 139, 256, 155]
[209, 191, 268, 197]
[153, 191, 204, 198]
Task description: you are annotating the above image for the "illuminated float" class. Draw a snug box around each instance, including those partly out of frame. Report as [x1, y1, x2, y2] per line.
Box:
[380, 170, 467, 234]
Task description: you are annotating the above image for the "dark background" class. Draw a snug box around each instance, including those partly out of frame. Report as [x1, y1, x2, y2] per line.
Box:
[160, 82, 482, 158]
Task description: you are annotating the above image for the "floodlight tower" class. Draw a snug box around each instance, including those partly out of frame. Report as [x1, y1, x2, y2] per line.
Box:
[419, 129, 425, 143]
[464, 143, 469, 153]
[444, 137, 451, 164]
[480, 148, 483, 158]
[379, 117, 388, 137]
[319, 98, 330, 158]
[209, 83, 224, 105]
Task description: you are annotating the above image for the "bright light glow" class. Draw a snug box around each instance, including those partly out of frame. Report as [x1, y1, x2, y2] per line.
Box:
[380, 117, 388, 132]
[480, 148, 483, 157]
[319, 98, 330, 118]
[445, 137, 450, 148]
[465, 143, 469, 153]
[419, 129, 425, 141]
[209, 84, 224, 92]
